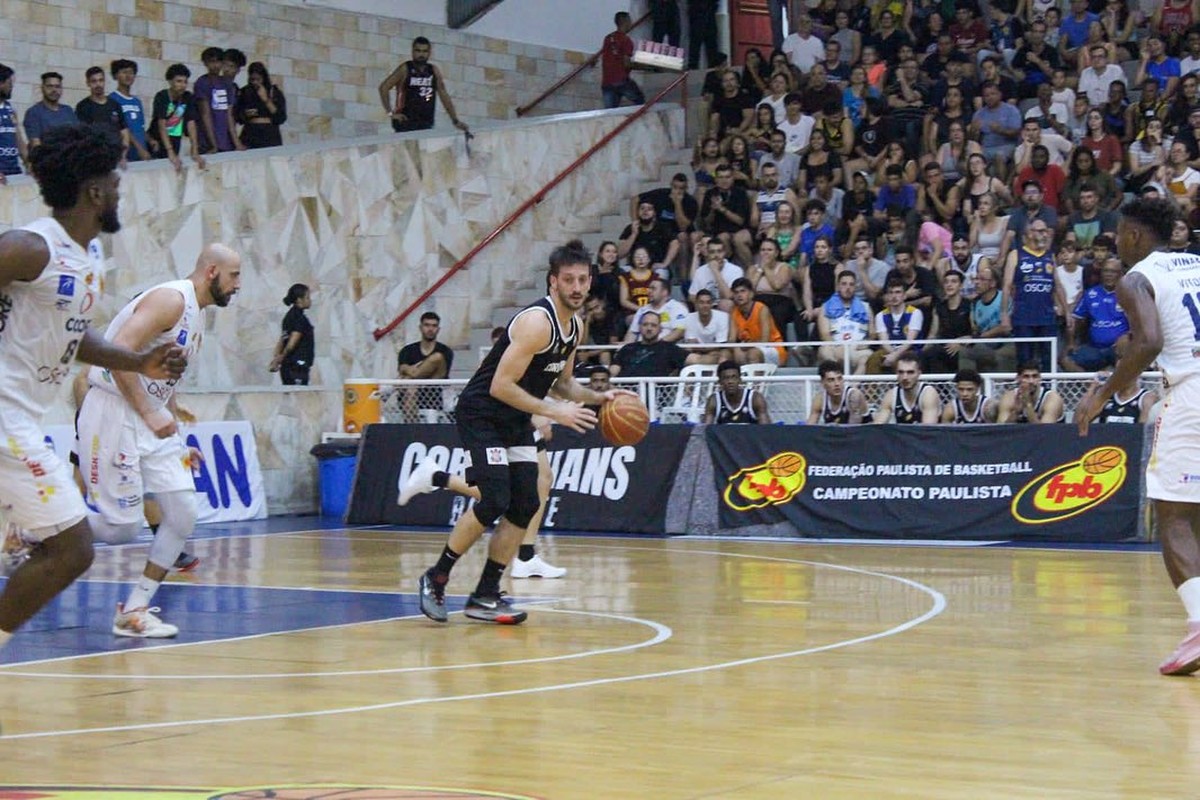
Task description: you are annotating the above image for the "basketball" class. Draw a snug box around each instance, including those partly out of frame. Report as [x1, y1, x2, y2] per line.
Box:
[768, 453, 804, 478]
[1082, 447, 1123, 475]
[599, 394, 650, 446]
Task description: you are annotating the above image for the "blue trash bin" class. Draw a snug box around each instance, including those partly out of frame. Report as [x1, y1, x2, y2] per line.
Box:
[311, 442, 359, 518]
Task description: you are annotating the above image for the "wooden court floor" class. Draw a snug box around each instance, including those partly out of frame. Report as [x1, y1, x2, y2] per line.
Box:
[1, 526, 1197, 800]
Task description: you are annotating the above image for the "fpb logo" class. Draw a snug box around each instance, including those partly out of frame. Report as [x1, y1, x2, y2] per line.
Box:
[1011, 446, 1127, 524]
[723, 451, 807, 511]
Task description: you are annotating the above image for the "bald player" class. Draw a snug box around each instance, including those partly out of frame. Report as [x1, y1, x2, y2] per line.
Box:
[77, 243, 241, 637]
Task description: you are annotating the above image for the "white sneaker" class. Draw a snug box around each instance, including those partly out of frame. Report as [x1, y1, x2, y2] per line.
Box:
[398, 456, 441, 506]
[0, 523, 33, 577]
[112, 603, 179, 638]
[511, 553, 566, 579]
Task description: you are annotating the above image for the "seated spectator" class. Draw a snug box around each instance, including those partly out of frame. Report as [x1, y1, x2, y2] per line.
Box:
[745, 238, 797, 339]
[842, 172, 879, 254]
[627, 278, 689, 343]
[1013, 20, 1062, 99]
[843, 97, 891, 188]
[797, 129, 844, 192]
[23, 71, 76, 148]
[582, 294, 622, 366]
[1138, 34, 1182, 99]
[699, 164, 755, 266]
[873, 141, 920, 187]
[872, 353, 942, 423]
[808, 168, 845, 230]
[195, 47, 243, 153]
[689, 237, 744, 311]
[997, 361, 1065, 423]
[768, 200, 802, 267]
[867, 279, 923, 374]
[703, 359, 771, 423]
[885, 56, 932, 158]
[757, 128, 801, 190]
[592, 240, 624, 321]
[782, 13, 825, 72]
[109, 60, 153, 162]
[682, 288, 731, 365]
[397, 311, 454, 422]
[1162, 140, 1200, 214]
[885, 245, 937, 323]
[807, 360, 870, 423]
[1085, 372, 1159, 424]
[620, 199, 679, 272]
[937, 234, 985, 297]
[1062, 257, 1129, 371]
[941, 368, 998, 423]
[609, 314, 688, 377]
[776, 92, 815, 155]
[636, 172, 699, 268]
[729, 277, 786, 366]
[1063, 182, 1119, 247]
[960, 263, 1015, 372]
[709, 68, 754, 141]
[843, 236, 890, 308]
[916, 162, 960, 232]
[1063, 147, 1120, 214]
[873, 164, 918, 221]
[817, 270, 873, 373]
[798, 199, 837, 265]
[754, 162, 801, 238]
[1077, 43, 1125, 106]
[150, 64, 206, 172]
[619, 246, 657, 317]
[1023, 83, 1071, 137]
[1013, 142, 1069, 210]
[922, 269, 973, 374]
[999, 180, 1058, 267]
[238, 62, 287, 149]
[970, 81, 1022, 179]
[1126, 117, 1168, 195]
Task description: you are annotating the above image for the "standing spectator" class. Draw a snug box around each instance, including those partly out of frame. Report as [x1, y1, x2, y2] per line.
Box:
[1002, 220, 1063, 372]
[379, 37, 470, 132]
[688, 0, 720, 70]
[699, 165, 755, 266]
[608, 314, 688, 377]
[782, 14, 825, 73]
[222, 48, 247, 90]
[682, 289, 731, 365]
[397, 311, 454, 422]
[109, 60, 152, 162]
[597, 13, 645, 110]
[238, 62, 287, 149]
[150, 64, 206, 172]
[0, 64, 28, 183]
[1062, 257, 1129, 371]
[270, 283, 314, 385]
[729, 278, 786, 366]
[23, 72, 77, 148]
[649, 0, 681, 47]
[74, 67, 130, 164]
[194, 48, 243, 153]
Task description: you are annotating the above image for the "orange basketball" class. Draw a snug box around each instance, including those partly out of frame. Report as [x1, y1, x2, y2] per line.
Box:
[599, 394, 650, 446]
[1082, 447, 1122, 475]
[769, 453, 804, 478]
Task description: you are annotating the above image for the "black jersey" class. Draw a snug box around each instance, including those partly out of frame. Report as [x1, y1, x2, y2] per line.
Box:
[822, 388, 851, 424]
[953, 394, 989, 424]
[1097, 388, 1147, 424]
[400, 61, 438, 127]
[714, 387, 759, 424]
[894, 383, 936, 424]
[456, 297, 580, 431]
[1015, 385, 1065, 423]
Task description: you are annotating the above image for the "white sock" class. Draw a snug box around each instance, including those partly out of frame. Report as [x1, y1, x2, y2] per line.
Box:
[126, 575, 161, 611]
[1178, 577, 1200, 622]
[0, 630, 11, 649]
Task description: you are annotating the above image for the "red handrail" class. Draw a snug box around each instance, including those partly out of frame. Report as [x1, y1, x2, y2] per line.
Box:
[373, 70, 688, 341]
[515, 10, 653, 118]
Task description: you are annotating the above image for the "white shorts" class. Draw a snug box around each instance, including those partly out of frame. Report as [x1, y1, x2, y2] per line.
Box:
[0, 407, 88, 539]
[76, 389, 193, 526]
[1146, 378, 1200, 503]
[758, 346, 782, 367]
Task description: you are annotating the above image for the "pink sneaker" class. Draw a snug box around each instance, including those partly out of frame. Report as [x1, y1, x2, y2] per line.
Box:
[1160, 622, 1200, 676]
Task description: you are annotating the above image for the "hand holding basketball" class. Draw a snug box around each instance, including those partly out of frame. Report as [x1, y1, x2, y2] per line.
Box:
[548, 401, 597, 433]
[600, 394, 650, 446]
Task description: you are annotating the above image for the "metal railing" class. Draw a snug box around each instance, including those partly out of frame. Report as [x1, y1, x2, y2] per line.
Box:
[515, 11, 653, 117]
[372, 70, 689, 342]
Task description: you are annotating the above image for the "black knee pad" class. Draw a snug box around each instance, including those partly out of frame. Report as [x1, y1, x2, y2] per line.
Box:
[503, 461, 541, 529]
[467, 463, 511, 526]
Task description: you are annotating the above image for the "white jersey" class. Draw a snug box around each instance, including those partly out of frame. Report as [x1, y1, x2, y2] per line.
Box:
[1129, 250, 1200, 386]
[89, 278, 201, 409]
[0, 217, 104, 418]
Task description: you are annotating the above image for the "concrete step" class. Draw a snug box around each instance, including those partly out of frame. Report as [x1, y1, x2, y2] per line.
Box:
[600, 213, 628, 235]
[491, 305, 521, 328]
[579, 231, 608, 254]
[516, 286, 544, 306]
[469, 326, 497, 350]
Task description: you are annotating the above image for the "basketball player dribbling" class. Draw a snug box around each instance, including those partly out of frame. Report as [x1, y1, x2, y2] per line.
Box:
[415, 240, 631, 624]
[0, 124, 186, 651]
[1077, 197, 1200, 676]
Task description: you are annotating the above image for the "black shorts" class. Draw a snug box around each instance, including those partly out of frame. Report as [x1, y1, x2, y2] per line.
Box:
[455, 407, 537, 482]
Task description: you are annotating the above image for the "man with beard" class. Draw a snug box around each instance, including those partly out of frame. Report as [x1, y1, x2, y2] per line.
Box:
[76, 244, 241, 637]
[397, 311, 454, 422]
[872, 353, 942, 424]
[0, 64, 28, 183]
[23, 72, 77, 149]
[619, 199, 679, 270]
[937, 235, 985, 299]
[416, 241, 626, 625]
[378, 37, 469, 134]
[0, 124, 186, 652]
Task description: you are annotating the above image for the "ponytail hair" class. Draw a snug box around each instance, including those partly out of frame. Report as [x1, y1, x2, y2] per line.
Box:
[284, 283, 308, 306]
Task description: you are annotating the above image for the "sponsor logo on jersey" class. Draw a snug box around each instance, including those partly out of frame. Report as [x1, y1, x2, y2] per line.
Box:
[176, 329, 188, 346]
[1010, 446, 1127, 524]
[57, 275, 75, 296]
[722, 451, 807, 511]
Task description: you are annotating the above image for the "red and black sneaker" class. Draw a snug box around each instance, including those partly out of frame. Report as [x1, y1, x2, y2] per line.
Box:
[464, 593, 527, 624]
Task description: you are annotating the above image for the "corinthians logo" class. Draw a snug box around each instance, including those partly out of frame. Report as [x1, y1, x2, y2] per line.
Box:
[1011, 446, 1128, 524]
[723, 451, 807, 511]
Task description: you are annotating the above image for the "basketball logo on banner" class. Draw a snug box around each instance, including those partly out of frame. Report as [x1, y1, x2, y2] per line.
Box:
[723, 451, 807, 511]
[1011, 446, 1128, 525]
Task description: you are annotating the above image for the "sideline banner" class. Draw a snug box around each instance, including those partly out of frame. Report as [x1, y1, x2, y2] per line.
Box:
[347, 424, 691, 533]
[706, 425, 1143, 541]
[44, 421, 268, 525]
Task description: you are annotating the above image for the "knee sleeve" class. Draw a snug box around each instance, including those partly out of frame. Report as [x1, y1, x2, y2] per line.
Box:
[468, 464, 511, 527]
[146, 491, 197, 570]
[87, 515, 143, 545]
[504, 462, 541, 529]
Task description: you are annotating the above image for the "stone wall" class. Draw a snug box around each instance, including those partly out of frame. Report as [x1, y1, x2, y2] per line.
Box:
[2, 0, 605, 143]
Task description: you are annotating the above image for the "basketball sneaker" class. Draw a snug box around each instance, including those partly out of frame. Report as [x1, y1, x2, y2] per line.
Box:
[510, 553, 566, 579]
[464, 593, 527, 624]
[0, 523, 33, 577]
[1160, 621, 1200, 676]
[112, 604, 179, 638]
[398, 456, 440, 506]
[172, 552, 200, 573]
[418, 568, 448, 622]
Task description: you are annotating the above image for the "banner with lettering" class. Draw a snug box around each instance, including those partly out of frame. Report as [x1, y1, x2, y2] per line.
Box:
[347, 424, 691, 533]
[706, 425, 1144, 541]
[44, 421, 268, 524]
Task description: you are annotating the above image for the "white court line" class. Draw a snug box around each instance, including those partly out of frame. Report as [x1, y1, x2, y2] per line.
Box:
[0, 547, 946, 741]
[743, 599, 812, 606]
[2, 607, 669, 680]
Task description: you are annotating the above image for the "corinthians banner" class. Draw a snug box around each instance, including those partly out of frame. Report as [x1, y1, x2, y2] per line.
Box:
[347, 424, 690, 533]
[707, 425, 1144, 540]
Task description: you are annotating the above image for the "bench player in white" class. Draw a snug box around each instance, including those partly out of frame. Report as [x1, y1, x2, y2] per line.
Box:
[77, 243, 241, 637]
[0, 124, 186, 651]
[1077, 197, 1200, 676]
